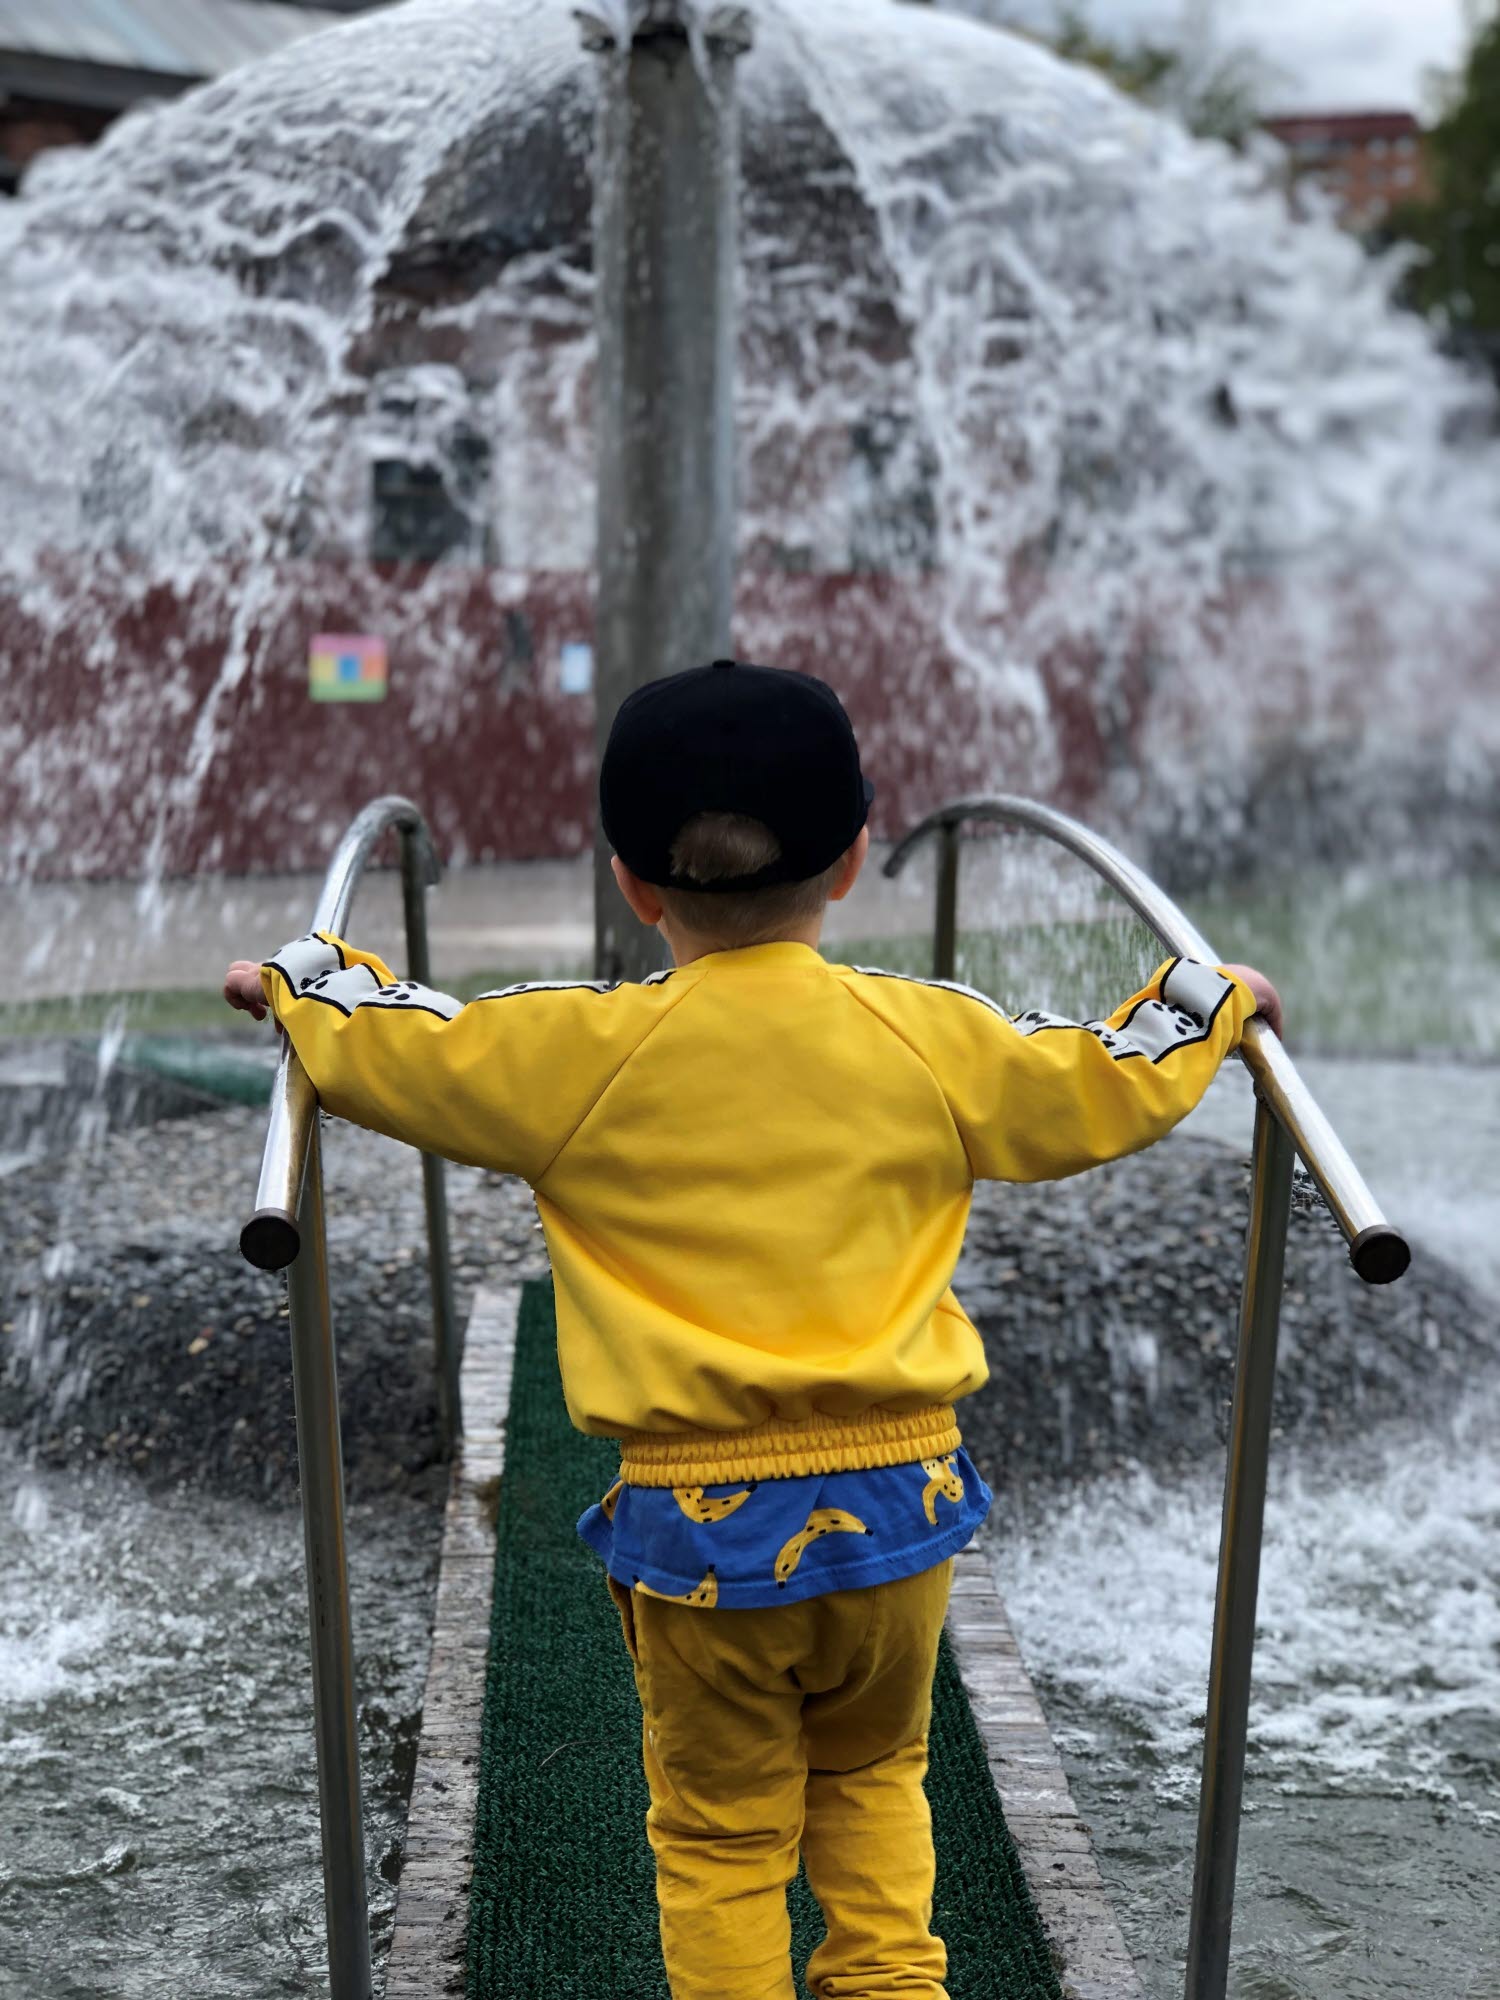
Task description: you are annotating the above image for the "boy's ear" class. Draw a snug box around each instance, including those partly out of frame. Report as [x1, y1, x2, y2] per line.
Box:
[611, 854, 666, 927]
[827, 825, 871, 904]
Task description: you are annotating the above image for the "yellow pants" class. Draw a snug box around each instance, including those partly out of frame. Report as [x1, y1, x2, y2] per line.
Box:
[607, 1558, 954, 2000]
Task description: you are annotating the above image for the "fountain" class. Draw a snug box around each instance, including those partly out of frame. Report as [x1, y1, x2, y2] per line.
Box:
[1, 5, 1497, 1998]
[0, 0, 1495, 895]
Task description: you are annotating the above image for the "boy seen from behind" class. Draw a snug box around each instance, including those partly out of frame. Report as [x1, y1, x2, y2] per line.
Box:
[224, 658, 1280, 2000]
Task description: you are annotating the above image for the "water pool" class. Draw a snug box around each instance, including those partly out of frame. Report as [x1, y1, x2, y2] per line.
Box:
[0, 1457, 440, 1999]
[995, 1057, 1500, 1998]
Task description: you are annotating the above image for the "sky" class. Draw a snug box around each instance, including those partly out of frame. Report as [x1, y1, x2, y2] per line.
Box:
[963, 0, 1474, 112]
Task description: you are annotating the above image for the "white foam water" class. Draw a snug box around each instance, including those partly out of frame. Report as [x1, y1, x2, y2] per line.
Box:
[993, 1389, 1500, 1996]
[0, 0, 1494, 882]
[0, 1445, 439, 1998]
[998, 1389, 1500, 1804]
[993, 1071, 1500, 1997]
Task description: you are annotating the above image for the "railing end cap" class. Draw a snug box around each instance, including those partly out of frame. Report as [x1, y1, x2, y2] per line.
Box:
[1350, 1223, 1411, 1287]
[240, 1208, 301, 1272]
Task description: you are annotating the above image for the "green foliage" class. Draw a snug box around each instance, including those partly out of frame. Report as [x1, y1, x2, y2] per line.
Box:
[1387, 4, 1500, 362]
[1044, 4, 1276, 145]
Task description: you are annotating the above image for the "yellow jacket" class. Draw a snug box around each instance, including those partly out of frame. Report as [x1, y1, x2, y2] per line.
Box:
[262, 936, 1252, 1483]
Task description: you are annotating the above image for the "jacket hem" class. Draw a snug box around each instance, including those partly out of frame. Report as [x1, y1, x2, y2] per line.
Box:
[614, 1403, 962, 1486]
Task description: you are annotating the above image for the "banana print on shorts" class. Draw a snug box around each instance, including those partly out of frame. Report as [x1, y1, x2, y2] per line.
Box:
[634, 1568, 719, 1608]
[673, 1483, 755, 1524]
[774, 1507, 872, 1587]
[919, 1455, 964, 1525]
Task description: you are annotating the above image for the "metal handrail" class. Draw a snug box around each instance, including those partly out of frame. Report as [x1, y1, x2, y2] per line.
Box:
[885, 797, 1409, 1284]
[238, 795, 460, 2000]
[884, 795, 1411, 2000]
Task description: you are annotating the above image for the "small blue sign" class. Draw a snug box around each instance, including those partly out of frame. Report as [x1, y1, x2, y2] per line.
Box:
[559, 641, 594, 695]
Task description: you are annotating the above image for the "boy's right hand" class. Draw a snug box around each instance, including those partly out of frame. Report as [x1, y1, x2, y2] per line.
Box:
[223, 959, 269, 1022]
[1221, 963, 1283, 1039]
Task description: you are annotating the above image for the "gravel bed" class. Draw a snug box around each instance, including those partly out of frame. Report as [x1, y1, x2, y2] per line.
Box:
[2, 1103, 1494, 1504]
[0, 1104, 548, 1502]
[955, 1139, 1500, 1499]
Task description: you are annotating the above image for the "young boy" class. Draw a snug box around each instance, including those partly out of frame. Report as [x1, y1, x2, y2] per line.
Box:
[224, 657, 1279, 2000]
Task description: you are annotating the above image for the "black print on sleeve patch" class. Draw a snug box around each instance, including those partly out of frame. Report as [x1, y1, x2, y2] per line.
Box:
[266, 933, 344, 995]
[354, 980, 464, 1022]
[1009, 958, 1234, 1065]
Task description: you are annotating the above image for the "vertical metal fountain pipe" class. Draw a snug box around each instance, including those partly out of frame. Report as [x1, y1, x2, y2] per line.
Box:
[1184, 1096, 1296, 2000]
[287, 1117, 373, 2000]
[400, 827, 462, 1446]
[582, 0, 754, 983]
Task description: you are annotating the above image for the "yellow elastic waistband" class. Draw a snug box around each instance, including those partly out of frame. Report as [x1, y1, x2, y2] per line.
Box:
[615, 1404, 962, 1487]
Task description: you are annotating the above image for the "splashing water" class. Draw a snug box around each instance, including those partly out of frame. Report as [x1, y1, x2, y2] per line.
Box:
[0, 0, 1495, 894]
[0, 1444, 439, 1999]
[0, 7, 1496, 1993]
[994, 1380, 1500, 1997]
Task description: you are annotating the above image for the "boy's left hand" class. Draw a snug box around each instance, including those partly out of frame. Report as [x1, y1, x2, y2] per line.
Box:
[223, 959, 269, 1022]
[1221, 963, 1283, 1040]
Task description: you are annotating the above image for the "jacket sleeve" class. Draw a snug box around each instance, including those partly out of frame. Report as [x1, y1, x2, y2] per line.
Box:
[862, 957, 1256, 1183]
[258, 931, 642, 1183]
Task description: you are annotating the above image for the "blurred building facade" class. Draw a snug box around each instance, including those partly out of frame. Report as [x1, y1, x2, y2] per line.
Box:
[1262, 110, 1433, 234]
[0, 0, 373, 192]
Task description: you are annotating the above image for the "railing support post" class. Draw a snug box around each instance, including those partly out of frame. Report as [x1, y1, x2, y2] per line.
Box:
[287, 1117, 372, 2000]
[1184, 1094, 1296, 1999]
[399, 824, 462, 1447]
[933, 818, 960, 981]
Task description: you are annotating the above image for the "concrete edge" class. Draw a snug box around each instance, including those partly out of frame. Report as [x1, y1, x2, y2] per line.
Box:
[384, 1283, 520, 2000]
[945, 1536, 1146, 2000]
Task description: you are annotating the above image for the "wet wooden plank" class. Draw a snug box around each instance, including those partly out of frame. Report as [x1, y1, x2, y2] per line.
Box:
[384, 1284, 519, 1997]
[945, 1535, 1146, 2000]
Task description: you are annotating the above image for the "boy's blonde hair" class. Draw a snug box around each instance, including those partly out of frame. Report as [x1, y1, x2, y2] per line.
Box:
[659, 812, 845, 947]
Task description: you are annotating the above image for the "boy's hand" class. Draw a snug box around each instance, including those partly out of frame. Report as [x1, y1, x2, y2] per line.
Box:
[223, 959, 269, 1022]
[1221, 963, 1283, 1039]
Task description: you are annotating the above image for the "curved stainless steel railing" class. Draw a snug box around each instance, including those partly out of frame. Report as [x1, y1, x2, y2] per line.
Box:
[239, 795, 459, 2000]
[884, 795, 1411, 2000]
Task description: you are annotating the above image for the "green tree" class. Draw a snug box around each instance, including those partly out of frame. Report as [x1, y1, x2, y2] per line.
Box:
[1033, 5, 1278, 145]
[1388, 4, 1500, 370]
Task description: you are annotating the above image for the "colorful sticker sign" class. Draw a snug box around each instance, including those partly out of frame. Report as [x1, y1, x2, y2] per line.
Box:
[309, 633, 388, 703]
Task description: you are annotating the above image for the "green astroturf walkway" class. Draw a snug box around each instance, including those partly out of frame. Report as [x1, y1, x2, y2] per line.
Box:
[467, 1279, 1063, 2000]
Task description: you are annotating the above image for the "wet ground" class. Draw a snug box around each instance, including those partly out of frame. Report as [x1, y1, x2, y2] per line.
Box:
[1, 1050, 1495, 1996]
[993, 1057, 1500, 1999]
[0, 1109, 548, 1998]
[0, 1452, 438, 2000]
[998, 1384, 1500, 2000]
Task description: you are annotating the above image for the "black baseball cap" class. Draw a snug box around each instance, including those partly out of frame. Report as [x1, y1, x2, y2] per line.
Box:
[599, 658, 874, 891]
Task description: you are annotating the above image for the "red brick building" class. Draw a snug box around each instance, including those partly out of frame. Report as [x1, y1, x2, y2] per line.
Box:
[1262, 110, 1433, 232]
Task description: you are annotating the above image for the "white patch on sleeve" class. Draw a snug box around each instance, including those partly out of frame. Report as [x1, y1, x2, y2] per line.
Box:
[266, 937, 470, 1021]
[1112, 997, 1194, 1061]
[266, 933, 344, 992]
[1162, 958, 1235, 1025]
[351, 979, 464, 1021]
[294, 963, 384, 1013]
[1010, 960, 1233, 1065]
[1010, 1006, 1142, 1061]
[474, 978, 615, 1001]
[1116, 960, 1236, 1062]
